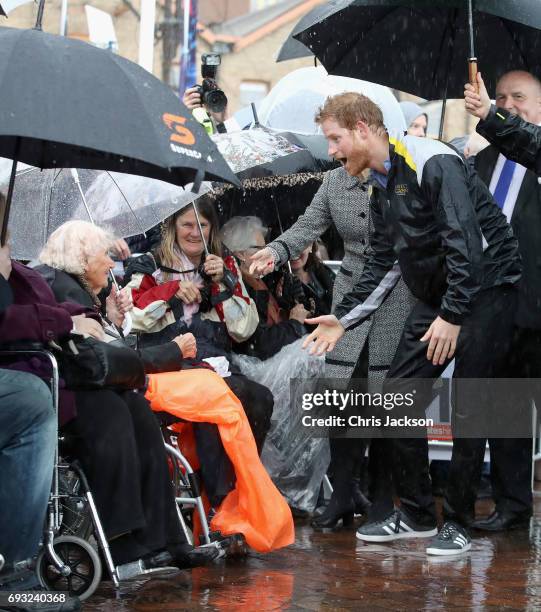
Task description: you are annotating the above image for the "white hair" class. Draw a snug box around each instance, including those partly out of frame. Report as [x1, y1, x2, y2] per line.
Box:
[220, 216, 268, 253]
[39, 220, 115, 275]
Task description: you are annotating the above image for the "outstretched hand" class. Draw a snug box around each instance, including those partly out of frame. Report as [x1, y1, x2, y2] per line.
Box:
[464, 72, 491, 121]
[302, 314, 345, 356]
[249, 247, 275, 277]
[111, 238, 131, 261]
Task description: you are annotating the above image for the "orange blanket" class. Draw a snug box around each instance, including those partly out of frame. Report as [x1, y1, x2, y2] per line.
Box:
[145, 369, 294, 552]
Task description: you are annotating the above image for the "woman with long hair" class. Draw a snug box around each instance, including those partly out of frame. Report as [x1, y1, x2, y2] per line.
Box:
[126, 198, 274, 454]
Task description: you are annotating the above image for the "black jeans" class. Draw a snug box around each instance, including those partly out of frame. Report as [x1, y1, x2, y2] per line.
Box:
[488, 326, 541, 515]
[382, 285, 517, 527]
[327, 345, 369, 504]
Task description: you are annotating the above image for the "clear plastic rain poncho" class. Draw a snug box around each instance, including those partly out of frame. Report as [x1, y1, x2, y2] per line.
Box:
[232, 338, 328, 513]
[256, 65, 407, 135]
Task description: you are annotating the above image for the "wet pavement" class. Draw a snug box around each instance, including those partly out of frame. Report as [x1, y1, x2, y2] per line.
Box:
[84, 493, 541, 611]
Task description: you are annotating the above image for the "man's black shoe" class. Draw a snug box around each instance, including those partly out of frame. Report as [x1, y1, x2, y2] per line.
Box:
[472, 510, 531, 532]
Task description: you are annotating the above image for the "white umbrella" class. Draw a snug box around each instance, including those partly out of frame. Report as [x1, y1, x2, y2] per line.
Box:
[256, 66, 406, 135]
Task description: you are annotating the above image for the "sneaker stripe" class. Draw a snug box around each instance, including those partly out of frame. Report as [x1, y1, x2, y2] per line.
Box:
[382, 525, 395, 535]
[400, 521, 413, 532]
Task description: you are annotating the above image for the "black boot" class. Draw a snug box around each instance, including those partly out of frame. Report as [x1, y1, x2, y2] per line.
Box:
[352, 477, 372, 515]
[311, 491, 355, 529]
[313, 437, 365, 529]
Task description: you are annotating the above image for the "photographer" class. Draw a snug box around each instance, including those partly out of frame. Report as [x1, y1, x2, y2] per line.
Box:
[183, 54, 228, 135]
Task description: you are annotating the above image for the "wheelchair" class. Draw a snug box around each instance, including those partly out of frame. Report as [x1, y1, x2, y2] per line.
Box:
[0, 344, 223, 601]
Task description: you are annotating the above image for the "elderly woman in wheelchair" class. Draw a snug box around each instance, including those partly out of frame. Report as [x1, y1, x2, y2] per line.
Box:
[0, 247, 221, 583]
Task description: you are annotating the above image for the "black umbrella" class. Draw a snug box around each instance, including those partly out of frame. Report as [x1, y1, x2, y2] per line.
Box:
[0, 24, 238, 243]
[276, 5, 324, 62]
[211, 172, 343, 271]
[212, 172, 326, 229]
[292, 0, 541, 111]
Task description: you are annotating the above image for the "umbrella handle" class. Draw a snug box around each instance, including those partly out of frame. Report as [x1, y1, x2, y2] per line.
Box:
[468, 58, 478, 94]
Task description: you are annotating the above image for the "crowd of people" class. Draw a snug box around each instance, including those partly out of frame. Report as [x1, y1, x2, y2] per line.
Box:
[1, 64, 540, 608]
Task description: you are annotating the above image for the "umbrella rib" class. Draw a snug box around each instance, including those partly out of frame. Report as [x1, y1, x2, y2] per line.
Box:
[430, 10, 456, 100]
[44, 168, 57, 251]
[498, 19, 530, 68]
[104, 171, 147, 237]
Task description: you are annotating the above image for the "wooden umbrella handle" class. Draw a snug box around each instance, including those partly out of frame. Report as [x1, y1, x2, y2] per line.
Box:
[469, 58, 479, 94]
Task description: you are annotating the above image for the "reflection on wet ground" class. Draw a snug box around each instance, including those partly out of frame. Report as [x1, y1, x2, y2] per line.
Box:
[84, 494, 541, 610]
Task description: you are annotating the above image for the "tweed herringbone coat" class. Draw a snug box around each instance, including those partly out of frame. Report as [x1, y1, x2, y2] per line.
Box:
[269, 166, 416, 382]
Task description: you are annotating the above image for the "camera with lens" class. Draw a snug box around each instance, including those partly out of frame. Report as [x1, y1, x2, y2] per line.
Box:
[194, 53, 228, 114]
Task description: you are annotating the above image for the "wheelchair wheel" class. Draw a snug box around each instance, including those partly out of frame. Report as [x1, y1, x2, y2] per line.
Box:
[36, 535, 102, 601]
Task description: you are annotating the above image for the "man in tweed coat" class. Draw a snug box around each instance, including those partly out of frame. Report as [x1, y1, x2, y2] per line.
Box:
[250, 164, 415, 528]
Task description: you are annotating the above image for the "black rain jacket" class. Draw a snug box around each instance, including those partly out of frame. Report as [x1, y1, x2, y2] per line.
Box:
[477, 105, 541, 175]
[334, 131, 521, 329]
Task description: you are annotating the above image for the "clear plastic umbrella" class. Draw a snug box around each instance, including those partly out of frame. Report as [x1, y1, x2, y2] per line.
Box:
[83, 171, 212, 239]
[2, 162, 212, 260]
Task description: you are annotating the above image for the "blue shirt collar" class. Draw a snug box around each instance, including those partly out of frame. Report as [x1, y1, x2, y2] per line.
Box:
[370, 158, 391, 189]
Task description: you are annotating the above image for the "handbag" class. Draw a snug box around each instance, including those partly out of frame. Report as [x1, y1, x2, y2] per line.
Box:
[54, 333, 146, 391]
